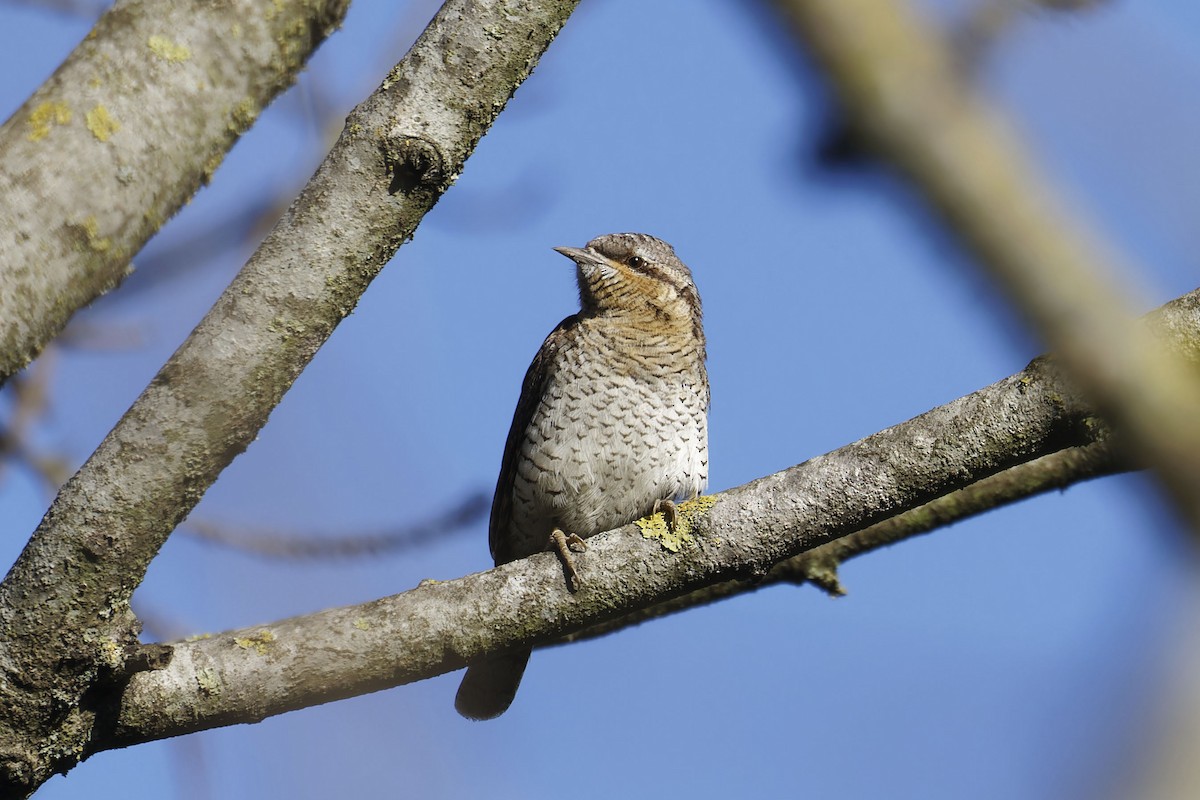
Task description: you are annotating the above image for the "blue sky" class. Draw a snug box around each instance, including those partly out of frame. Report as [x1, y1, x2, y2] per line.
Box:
[2, 1, 1198, 798]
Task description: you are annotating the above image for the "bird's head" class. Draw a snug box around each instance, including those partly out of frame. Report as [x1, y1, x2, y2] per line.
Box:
[554, 233, 702, 335]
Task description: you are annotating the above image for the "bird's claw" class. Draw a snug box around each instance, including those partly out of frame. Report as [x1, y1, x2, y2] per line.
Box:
[653, 498, 678, 532]
[548, 529, 586, 589]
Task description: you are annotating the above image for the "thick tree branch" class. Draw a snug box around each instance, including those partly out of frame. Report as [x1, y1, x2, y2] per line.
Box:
[559, 438, 1121, 642]
[785, 437, 1120, 591]
[774, 0, 1200, 528]
[0, 1, 580, 794]
[100, 287, 1200, 749]
[101, 349, 1100, 747]
[0, 0, 350, 385]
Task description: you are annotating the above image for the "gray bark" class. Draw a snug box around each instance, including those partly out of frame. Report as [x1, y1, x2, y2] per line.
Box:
[559, 438, 1122, 639]
[99, 288, 1197, 748]
[102, 322, 1133, 746]
[0, 1, 579, 794]
[0, 0, 351, 385]
[0, 0, 1191, 794]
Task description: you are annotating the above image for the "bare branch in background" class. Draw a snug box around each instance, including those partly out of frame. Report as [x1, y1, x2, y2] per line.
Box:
[1034, 0, 1109, 10]
[0, 354, 69, 492]
[785, 437, 1120, 593]
[774, 0, 1200, 532]
[183, 492, 488, 560]
[953, 0, 1113, 66]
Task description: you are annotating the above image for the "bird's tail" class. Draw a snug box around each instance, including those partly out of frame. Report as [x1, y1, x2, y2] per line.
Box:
[455, 649, 532, 720]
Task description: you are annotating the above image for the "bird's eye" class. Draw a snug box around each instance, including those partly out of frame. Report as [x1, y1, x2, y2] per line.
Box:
[627, 256, 646, 269]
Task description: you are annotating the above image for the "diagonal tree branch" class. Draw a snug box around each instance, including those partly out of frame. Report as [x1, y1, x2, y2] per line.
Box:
[0, 1, 580, 794]
[558, 437, 1122, 643]
[100, 287, 1200, 751]
[99, 340, 1105, 747]
[784, 436, 1121, 593]
[0, 0, 351, 385]
[773, 0, 1200, 529]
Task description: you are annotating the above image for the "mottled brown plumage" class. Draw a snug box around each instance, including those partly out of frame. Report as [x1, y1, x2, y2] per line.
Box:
[455, 233, 709, 720]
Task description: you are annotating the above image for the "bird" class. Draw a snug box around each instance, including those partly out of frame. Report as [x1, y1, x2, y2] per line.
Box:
[454, 232, 709, 720]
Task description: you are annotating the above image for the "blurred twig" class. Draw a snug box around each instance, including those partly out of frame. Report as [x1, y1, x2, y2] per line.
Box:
[1129, 588, 1200, 800]
[954, 0, 1113, 67]
[0, 0, 109, 17]
[131, 600, 191, 643]
[0, 352, 70, 490]
[131, 597, 217, 800]
[774, 0, 1200, 532]
[182, 492, 488, 560]
[0, 324, 158, 493]
[88, 194, 286, 308]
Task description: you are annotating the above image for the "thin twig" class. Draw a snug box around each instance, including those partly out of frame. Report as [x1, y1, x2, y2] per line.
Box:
[183, 493, 487, 560]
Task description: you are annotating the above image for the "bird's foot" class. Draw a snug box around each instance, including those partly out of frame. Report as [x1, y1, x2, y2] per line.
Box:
[653, 498, 678, 532]
[548, 529, 586, 590]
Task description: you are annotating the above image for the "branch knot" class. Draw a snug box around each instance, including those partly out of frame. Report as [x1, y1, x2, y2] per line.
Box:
[385, 135, 445, 195]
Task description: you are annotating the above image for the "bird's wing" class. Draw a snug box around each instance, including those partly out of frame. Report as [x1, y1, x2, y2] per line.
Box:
[488, 314, 579, 564]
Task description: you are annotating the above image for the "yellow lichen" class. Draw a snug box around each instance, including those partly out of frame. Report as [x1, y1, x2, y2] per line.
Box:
[233, 629, 276, 655]
[202, 152, 224, 185]
[196, 668, 221, 696]
[85, 105, 119, 142]
[79, 215, 111, 252]
[97, 638, 122, 670]
[27, 101, 71, 141]
[229, 98, 258, 134]
[352, 618, 370, 631]
[635, 495, 717, 553]
[147, 34, 192, 62]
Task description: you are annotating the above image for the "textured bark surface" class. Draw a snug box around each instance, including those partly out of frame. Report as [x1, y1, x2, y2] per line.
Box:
[0, 0, 1193, 794]
[0, 0, 351, 385]
[0, 1, 579, 794]
[109, 344, 1099, 745]
[102, 286, 1199, 747]
[560, 439, 1121, 639]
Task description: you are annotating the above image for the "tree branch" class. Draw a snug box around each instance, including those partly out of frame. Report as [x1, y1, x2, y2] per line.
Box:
[0, 1, 580, 794]
[103, 338, 1109, 747]
[0, 0, 351, 385]
[100, 286, 1200, 750]
[101, 377, 1066, 740]
[181, 492, 487, 560]
[785, 437, 1120, 590]
[773, 0, 1200, 529]
[558, 438, 1121, 643]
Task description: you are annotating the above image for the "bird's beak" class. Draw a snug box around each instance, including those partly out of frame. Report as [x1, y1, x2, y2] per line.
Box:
[553, 246, 608, 270]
